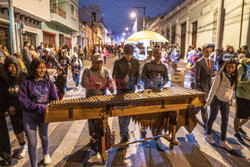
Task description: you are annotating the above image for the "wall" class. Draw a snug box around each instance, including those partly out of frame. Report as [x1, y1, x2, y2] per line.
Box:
[13, 0, 50, 21]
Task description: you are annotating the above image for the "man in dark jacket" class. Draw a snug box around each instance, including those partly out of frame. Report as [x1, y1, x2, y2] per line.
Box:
[0, 63, 16, 166]
[22, 41, 32, 69]
[112, 44, 140, 143]
[195, 45, 215, 127]
[141, 49, 169, 90]
[141, 49, 169, 137]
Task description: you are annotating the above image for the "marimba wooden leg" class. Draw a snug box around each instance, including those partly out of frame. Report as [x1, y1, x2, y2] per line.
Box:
[101, 116, 108, 164]
[170, 110, 179, 150]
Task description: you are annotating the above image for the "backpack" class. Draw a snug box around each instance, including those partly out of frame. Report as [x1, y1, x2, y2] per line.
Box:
[240, 64, 248, 81]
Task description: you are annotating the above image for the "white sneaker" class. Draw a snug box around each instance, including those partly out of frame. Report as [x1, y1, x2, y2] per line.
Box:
[205, 135, 215, 144]
[17, 144, 28, 159]
[43, 154, 52, 166]
[76, 86, 80, 90]
[220, 141, 233, 150]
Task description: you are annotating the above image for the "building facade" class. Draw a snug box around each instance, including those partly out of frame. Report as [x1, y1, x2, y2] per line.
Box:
[146, 0, 250, 60]
[0, 0, 50, 52]
[41, 0, 79, 53]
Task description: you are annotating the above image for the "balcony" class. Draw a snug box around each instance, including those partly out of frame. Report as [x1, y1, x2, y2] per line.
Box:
[50, 3, 66, 19]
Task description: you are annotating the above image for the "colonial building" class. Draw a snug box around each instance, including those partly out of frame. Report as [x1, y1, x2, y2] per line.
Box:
[146, 0, 250, 60]
[0, 0, 50, 52]
[42, 0, 79, 52]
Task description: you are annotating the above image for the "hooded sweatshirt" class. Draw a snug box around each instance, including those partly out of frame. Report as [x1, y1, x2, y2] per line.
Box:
[4, 56, 28, 111]
[19, 76, 58, 115]
[54, 70, 67, 93]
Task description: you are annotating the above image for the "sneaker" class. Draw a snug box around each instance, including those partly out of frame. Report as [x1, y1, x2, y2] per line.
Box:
[4, 157, 16, 166]
[239, 128, 247, 135]
[220, 141, 233, 150]
[234, 133, 244, 143]
[76, 86, 80, 90]
[43, 154, 52, 166]
[205, 135, 215, 144]
[17, 144, 28, 159]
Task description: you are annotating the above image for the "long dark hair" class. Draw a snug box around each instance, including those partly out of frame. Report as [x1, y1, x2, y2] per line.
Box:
[28, 58, 49, 81]
[218, 58, 238, 88]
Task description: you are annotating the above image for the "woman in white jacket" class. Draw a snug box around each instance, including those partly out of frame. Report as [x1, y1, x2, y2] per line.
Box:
[204, 58, 237, 150]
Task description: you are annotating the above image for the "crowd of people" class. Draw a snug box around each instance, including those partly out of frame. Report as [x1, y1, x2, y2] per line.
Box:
[0, 41, 249, 166]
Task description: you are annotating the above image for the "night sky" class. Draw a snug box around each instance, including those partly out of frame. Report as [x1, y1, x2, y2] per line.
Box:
[79, 0, 178, 37]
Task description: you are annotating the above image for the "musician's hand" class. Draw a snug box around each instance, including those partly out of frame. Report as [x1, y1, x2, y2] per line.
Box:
[137, 84, 141, 90]
[203, 103, 208, 109]
[8, 106, 16, 115]
[109, 87, 114, 93]
[95, 82, 102, 88]
[45, 109, 49, 114]
[210, 71, 216, 77]
[163, 81, 166, 86]
[124, 75, 129, 83]
[196, 88, 202, 92]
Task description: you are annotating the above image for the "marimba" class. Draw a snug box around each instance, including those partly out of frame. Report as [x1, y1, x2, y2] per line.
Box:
[45, 86, 206, 161]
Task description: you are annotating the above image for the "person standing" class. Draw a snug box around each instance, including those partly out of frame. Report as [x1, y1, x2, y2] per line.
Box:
[54, 67, 67, 100]
[14, 52, 27, 72]
[73, 43, 79, 53]
[141, 49, 169, 136]
[84, 46, 88, 60]
[102, 47, 108, 64]
[59, 49, 70, 76]
[222, 46, 237, 62]
[141, 49, 169, 90]
[112, 44, 140, 143]
[41, 48, 61, 69]
[19, 58, 58, 167]
[204, 59, 237, 150]
[4, 56, 28, 158]
[234, 55, 250, 142]
[0, 62, 16, 166]
[241, 45, 250, 58]
[170, 47, 180, 67]
[81, 53, 114, 151]
[195, 45, 216, 128]
[29, 45, 39, 60]
[22, 41, 32, 69]
[71, 53, 82, 89]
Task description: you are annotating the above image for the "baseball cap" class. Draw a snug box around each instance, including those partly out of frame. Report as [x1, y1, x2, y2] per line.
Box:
[45, 48, 51, 52]
[92, 53, 103, 62]
[124, 44, 134, 54]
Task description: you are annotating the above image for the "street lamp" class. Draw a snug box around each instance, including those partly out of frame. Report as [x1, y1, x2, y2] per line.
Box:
[122, 32, 126, 36]
[132, 6, 146, 30]
[125, 27, 129, 31]
[130, 12, 136, 19]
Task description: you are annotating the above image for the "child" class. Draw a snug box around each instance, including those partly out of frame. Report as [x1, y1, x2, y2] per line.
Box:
[204, 58, 237, 150]
[71, 53, 82, 89]
[19, 58, 58, 167]
[54, 67, 67, 100]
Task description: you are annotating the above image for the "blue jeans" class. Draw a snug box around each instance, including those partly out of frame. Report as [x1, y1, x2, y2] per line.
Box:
[23, 111, 49, 167]
[73, 73, 80, 87]
[119, 116, 130, 138]
[207, 96, 229, 141]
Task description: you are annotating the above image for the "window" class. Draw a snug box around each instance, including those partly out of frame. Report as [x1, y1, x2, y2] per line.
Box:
[71, 4, 75, 19]
[166, 28, 170, 40]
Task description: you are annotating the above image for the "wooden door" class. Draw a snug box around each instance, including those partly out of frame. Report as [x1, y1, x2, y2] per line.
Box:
[180, 23, 186, 59]
[192, 21, 197, 48]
